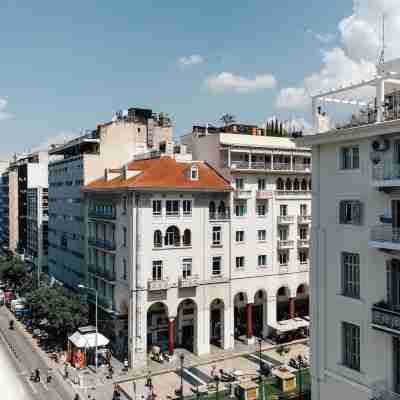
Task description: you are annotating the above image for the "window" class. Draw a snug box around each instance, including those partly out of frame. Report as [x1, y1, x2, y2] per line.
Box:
[123, 259, 127, 280]
[276, 178, 284, 191]
[153, 200, 162, 216]
[300, 204, 307, 216]
[123, 227, 127, 247]
[212, 257, 222, 276]
[235, 178, 244, 189]
[299, 226, 308, 240]
[236, 256, 245, 269]
[279, 228, 288, 241]
[342, 252, 360, 298]
[165, 226, 180, 246]
[258, 230, 266, 241]
[122, 196, 128, 215]
[190, 166, 199, 180]
[212, 226, 222, 245]
[280, 204, 287, 216]
[182, 258, 192, 279]
[340, 146, 359, 169]
[299, 250, 308, 264]
[235, 230, 245, 242]
[279, 251, 289, 266]
[342, 322, 360, 371]
[258, 255, 267, 267]
[166, 200, 179, 216]
[154, 230, 162, 248]
[235, 200, 247, 217]
[258, 178, 266, 191]
[256, 201, 267, 217]
[339, 201, 363, 225]
[152, 261, 163, 281]
[183, 200, 192, 216]
[183, 229, 191, 246]
[293, 179, 300, 191]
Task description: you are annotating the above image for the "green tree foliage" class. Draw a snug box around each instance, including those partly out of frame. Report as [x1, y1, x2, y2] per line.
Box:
[0, 256, 28, 288]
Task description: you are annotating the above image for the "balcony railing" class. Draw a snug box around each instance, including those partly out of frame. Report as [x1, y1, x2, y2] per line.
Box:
[277, 240, 294, 249]
[370, 225, 400, 244]
[279, 265, 289, 274]
[234, 190, 252, 199]
[209, 210, 230, 221]
[148, 278, 169, 291]
[231, 161, 249, 169]
[299, 262, 309, 271]
[275, 190, 311, 197]
[88, 237, 116, 251]
[298, 239, 310, 248]
[251, 161, 268, 169]
[372, 302, 400, 335]
[89, 210, 116, 220]
[293, 163, 311, 171]
[277, 215, 294, 224]
[372, 161, 400, 183]
[273, 162, 291, 170]
[178, 274, 200, 288]
[256, 190, 273, 199]
[298, 215, 312, 224]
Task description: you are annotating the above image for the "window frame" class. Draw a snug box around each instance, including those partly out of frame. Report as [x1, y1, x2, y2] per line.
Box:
[166, 200, 180, 216]
[257, 230, 266, 241]
[258, 254, 267, 267]
[152, 260, 163, 281]
[342, 322, 361, 371]
[211, 256, 222, 276]
[212, 226, 222, 245]
[340, 146, 360, 170]
[339, 200, 363, 225]
[182, 200, 192, 216]
[182, 258, 192, 279]
[152, 200, 162, 216]
[341, 252, 360, 299]
[235, 256, 245, 269]
[235, 230, 245, 243]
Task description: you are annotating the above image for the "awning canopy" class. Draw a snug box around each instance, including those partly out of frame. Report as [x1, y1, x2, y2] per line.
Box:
[68, 330, 109, 348]
[268, 317, 309, 334]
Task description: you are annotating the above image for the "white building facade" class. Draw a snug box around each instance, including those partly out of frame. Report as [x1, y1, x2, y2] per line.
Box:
[300, 60, 400, 400]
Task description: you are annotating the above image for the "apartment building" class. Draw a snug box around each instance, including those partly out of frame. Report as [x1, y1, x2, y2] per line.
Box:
[182, 124, 311, 332]
[48, 107, 172, 291]
[298, 59, 400, 400]
[82, 149, 233, 367]
[26, 187, 49, 277]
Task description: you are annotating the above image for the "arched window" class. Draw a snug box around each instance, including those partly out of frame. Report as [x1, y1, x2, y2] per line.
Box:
[218, 201, 226, 215]
[277, 287, 289, 297]
[308, 179, 312, 191]
[154, 230, 162, 248]
[209, 201, 216, 216]
[276, 178, 284, 191]
[165, 226, 180, 246]
[301, 178, 307, 191]
[183, 229, 191, 246]
[297, 284, 307, 295]
[285, 178, 292, 191]
[293, 179, 300, 191]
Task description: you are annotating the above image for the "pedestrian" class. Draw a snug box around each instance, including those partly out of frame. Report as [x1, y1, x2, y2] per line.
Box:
[35, 368, 40, 382]
[211, 364, 216, 378]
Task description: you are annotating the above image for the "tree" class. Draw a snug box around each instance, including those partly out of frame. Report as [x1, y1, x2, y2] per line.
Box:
[220, 114, 236, 126]
[0, 256, 28, 288]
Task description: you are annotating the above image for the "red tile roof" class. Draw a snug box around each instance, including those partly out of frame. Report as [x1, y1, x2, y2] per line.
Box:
[83, 156, 231, 192]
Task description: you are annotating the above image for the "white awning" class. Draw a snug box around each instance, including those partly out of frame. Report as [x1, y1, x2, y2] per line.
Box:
[268, 317, 309, 334]
[68, 331, 109, 348]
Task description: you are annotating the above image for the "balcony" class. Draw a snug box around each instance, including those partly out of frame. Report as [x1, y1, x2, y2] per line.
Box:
[298, 215, 312, 224]
[256, 190, 273, 199]
[277, 215, 294, 224]
[372, 302, 400, 336]
[299, 262, 309, 272]
[148, 278, 169, 291]
[275, 190, 311, 198]
[279, 265, 289, 274]
[277, 240, 294, 249]
[234, 190, 252, 199]
[209, 210, 230, 221]
[369, 226, 400, 251]
[88, 210, 116, 220]
[372, 161, 400, 189]
[293, 163, 311, 172]
[231, 161, 250, 169]
[88, 237, 116, 251]
[298, 239, 310, 248]
[273, 162, 291, 171]
[178, 274, 200, 288]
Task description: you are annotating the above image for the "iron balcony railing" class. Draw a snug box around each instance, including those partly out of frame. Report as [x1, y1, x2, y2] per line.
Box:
[148, 278, 169, 291]
[234, 190, 252, 199]
[273, 162, 291, 170]
[277, 215, 295, 224]
[88, 237, 116, 251]
[298, 239, 310, 248]
[372, 161, 400, 182]
[370, 226, 400, 244]
[277, 240, 294, 249]
[298, 215, 312, 224]
[178, 274, 200, 288]
[372, 302, 400, 334]
[209, 210, 231, 220]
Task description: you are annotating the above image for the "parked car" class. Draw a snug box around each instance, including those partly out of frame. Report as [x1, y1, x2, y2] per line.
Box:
[4, 291, 15, 306]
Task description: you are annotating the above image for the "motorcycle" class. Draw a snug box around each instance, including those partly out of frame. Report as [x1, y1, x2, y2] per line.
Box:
[219, 369, 235, 382]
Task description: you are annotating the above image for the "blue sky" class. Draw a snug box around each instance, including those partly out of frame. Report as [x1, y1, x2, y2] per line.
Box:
[0, 0, 378, 154]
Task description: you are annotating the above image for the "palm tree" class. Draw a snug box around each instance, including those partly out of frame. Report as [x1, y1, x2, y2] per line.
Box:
[220, 114, 236, 126]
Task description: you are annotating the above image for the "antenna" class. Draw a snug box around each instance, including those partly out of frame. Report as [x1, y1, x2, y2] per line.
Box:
[378, 14, 386, 69]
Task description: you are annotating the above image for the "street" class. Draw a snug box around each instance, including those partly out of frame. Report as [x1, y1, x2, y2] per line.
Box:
[0, 307, 77, 400]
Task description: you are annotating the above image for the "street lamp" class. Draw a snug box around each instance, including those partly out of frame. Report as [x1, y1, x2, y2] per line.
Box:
[180, 354, 184, 400]
[258, 337, 263, 374]
[78, 284, 98, 370]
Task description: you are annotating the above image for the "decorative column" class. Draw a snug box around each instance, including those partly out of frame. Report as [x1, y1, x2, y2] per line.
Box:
[246, 303, 255, 344]
[289, 297, 296, 319]
[168, 318, 175, 356]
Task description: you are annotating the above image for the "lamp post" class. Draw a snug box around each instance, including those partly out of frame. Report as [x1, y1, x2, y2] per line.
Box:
[78, 284, 98, 370]
[180, 354, 184, 400]
[214, 376, 220, 400]
[258, 337, 263, 374]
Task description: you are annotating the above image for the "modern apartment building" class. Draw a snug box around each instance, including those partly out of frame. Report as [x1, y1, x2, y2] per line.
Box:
[298, 59, 400, 400]
[182, 124, 311, 333]
[48, 107, 172, 291]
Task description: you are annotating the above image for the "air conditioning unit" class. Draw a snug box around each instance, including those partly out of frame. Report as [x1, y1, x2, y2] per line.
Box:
[371, 139, 390, 152]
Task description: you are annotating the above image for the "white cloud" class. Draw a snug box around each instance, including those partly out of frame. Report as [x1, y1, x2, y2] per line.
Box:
[177, 54, 205, 67]
[0, 98, 13, 121]
[275, 87, 310, 109]
[206, 72, 277, 93]
[306, 29, 335, 44]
